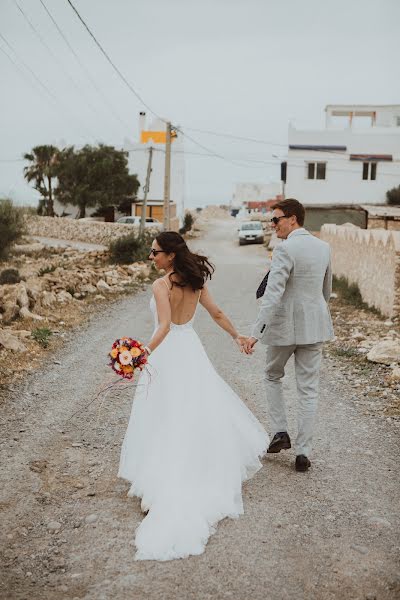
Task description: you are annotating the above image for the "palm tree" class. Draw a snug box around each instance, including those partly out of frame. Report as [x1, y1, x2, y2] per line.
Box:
[23, 145, 59, 216]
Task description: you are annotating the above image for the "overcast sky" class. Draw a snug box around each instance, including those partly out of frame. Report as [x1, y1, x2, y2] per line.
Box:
[1, 0, 399, 208]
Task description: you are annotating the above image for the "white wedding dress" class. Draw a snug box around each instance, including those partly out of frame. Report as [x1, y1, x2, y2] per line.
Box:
[118, 293, 269, 561]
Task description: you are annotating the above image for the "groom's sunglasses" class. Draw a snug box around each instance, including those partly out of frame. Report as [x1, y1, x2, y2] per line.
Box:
[149, 248, 166, 256]
[271, 216, 290, 225]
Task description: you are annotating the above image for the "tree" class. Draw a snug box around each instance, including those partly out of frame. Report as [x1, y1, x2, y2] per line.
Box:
[23, 145, 59, 216]
[386, 185, 400, 206]
[179, 211, 194, 234]
[55, 144, 139, 219]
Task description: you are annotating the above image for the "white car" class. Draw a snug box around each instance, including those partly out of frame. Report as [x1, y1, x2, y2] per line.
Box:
[116, 216, 162, 229]
[238, 221, 264, 245]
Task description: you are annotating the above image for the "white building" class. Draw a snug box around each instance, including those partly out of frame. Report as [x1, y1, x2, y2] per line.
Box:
[123, 113, 185, 221]
[233, 182, 282, 208]
[285, 104, 400, 205]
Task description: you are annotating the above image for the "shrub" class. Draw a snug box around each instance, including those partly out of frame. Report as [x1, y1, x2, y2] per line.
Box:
[0, 268, 21, 285]
[19, 205, 37, 217]
[38, 264, 57, 277]
[330, 346, 359, 359]
[31, 327, 52, 348]
[0, 198, 26, 260]
[109, 232, 152, 264]
[179, 211, 194, 234]
[386, 185, 400, 206]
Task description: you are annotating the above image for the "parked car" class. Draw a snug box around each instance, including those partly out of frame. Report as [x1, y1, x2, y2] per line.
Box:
[238, 221, 264, 245]
[116, 216, 162, 229]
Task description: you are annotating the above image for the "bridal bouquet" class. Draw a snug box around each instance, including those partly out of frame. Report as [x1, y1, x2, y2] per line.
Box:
[109, 337, 148, 380]
[64, 337, 148, 426]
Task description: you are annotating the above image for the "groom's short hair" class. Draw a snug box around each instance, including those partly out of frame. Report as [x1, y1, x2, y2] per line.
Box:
[272, 198, 305, 226]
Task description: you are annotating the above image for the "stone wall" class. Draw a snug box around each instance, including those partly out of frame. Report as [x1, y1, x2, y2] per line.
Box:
[25, 216, 161, 245]
[368, 218, 400, 231]
[320, 224, 400, 318]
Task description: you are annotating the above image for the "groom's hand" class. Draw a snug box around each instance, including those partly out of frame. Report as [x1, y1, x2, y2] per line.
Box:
[243, 336, 258, 354]
[234, 335, 251, 354]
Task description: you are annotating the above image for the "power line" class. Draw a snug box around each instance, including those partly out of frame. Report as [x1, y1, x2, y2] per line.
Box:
[176, 127, 262, 168]
[63, 0, 288, 165]
[64, 0, 246, 169]
[182, 126, 288, 148]
[124, 145, 400, 176]
[13, 0, 100, 138]
[5, 4, 400, 180]
[62, 1, 314, 168]
[38, 0, 130, 133]
[0, 30, 96, 141]
[66, 0, 160, 118]
[21, 2, 399, 177]
[0, 31, 60, 103]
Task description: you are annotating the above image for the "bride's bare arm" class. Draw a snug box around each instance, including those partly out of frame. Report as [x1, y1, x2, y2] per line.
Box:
[199, 285, 243, 342]
[146, 279, 171, 353]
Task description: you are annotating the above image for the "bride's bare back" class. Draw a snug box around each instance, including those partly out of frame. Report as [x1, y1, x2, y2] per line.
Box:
[160, 276, 201, 325]
[147, 272, 240, 354]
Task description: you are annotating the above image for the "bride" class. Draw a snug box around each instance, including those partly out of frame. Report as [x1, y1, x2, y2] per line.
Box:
[118, 231, 269, 561]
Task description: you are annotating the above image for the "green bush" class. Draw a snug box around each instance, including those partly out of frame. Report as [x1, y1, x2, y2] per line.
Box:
[386, 185, 400, 206]
[109, 232, 153, 264]
[179, 211, 194, 234]
[38, 264, 57, 277]
[19, 205, 37, 217]
[0, 198, 26, 260]
[0, 268, 21, 285]
[31, 327, 52, 348]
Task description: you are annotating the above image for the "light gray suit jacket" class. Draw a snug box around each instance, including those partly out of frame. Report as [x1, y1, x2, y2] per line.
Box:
[252, 229, 334, 346]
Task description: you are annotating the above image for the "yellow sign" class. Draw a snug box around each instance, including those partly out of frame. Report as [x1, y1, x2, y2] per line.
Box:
[140, 130, 177, 144]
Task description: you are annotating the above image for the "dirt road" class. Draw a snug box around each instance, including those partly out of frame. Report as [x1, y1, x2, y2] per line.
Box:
[1, 219, 399, 600]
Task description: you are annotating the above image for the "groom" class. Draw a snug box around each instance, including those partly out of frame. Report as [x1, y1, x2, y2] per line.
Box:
[244, 199, 334, 472]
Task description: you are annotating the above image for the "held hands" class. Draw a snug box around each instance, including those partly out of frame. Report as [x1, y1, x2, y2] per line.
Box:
[234, 335, 258, 355]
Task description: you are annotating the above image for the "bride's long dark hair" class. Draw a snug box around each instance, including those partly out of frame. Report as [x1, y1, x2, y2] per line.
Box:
[155, 231, 214, 290]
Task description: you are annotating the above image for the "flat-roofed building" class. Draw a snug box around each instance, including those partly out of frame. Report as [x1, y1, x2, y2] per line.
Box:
[285, 104, 400, 206]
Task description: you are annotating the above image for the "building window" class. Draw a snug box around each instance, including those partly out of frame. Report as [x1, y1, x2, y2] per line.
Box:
[307, 162, 326, 180]
[362, 162, 377, 180]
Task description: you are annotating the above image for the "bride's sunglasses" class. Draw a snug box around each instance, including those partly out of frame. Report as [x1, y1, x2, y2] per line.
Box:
[149, 248, 166, 256]
[271, 216, 290, 225]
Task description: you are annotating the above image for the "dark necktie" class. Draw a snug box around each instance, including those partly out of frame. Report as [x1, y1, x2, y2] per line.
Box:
[256, 272, 269, 299]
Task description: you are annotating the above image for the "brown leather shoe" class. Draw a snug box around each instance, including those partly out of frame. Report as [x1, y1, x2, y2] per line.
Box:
[267, 432, 291, 453]
[295, 455, 311, 472]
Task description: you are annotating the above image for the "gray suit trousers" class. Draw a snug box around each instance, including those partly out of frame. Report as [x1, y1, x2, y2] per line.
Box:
[265, 343, 323, 457]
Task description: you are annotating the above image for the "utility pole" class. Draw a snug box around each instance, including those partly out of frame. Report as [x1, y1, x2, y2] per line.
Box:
[163, 121, 172, 230]
[139, 146, 153, 237]
[280, 161, 287, 200]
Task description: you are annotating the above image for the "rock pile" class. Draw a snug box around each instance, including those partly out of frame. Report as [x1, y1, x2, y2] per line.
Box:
[328, 295, 400, 419]
[0, 247, 152, 356]
[196, 206, 233, 220]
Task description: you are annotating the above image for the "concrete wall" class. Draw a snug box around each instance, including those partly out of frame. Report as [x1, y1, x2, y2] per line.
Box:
[325, 105, 400, 128]
[320, 224, 400, 318]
